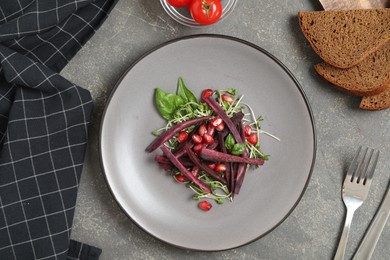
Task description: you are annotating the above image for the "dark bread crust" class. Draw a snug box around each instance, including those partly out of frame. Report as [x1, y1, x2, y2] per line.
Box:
[360, 87, 390, 110]
[299, 9, 390, 69]
[314, 42, 390, 96]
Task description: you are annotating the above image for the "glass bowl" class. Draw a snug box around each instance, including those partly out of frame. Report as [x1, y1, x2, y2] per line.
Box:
[160, 0, 238, 27]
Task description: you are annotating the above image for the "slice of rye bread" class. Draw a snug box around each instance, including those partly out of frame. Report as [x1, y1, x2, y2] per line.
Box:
[360, 86, 390, 110]
[298, 8, 390, 69]
[314, 42, 390, 96]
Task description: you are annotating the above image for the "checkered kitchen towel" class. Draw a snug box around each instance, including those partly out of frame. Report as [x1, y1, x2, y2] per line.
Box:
[0, 1, 117, 259]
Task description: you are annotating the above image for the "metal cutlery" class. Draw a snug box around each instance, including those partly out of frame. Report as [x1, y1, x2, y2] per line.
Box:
[353, 179, 390, 260]
[334, 147, 380, 260]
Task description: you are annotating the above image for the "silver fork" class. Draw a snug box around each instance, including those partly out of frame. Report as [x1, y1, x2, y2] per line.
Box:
[334, 147, 380, 260]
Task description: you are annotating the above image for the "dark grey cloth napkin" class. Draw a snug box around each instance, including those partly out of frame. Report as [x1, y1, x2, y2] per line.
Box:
[0, 1, 117, 259]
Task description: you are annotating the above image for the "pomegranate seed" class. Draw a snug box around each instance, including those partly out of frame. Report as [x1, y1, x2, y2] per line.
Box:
[193, 144, 203, 154]
[243, 125, 252, 137]
[215, 121, 225, 131]
[201, 89, 213, 100]
[215, 163, 226, 172]
[192, 134, 203, 144]
[207, 164, 216, 170]
[174, 174, 187, 183]
[177, 131, 188, 143]
[198, 200, 212, 211]
[191, 167, 199, 177]
[210, 117, 223, 127]
[221, 93, 234, 104]
[247, 133, 258, 145]
[202, 133, 214, 144]
[158, 162, 171, 170]
[207, 125, 215, 136]
[198, 124, 207, 136]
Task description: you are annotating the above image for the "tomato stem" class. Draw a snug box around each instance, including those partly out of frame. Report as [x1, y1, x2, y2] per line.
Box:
[202, 0, 214, 17]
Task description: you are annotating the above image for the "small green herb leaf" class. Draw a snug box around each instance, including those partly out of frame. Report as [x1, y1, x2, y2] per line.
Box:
[155, 88, 185, 120]
[177, 77, 198, 105]
[215, 198, 224, 204]
[225, 133, 235, 151]
[231, 143, 246, 155]
[226, 88, 237, 96]
[257, 115, 264, 122]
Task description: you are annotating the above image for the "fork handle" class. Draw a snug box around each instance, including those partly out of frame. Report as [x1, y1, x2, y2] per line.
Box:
[352, 181, 390, 260]
[334, 206, 358, 260]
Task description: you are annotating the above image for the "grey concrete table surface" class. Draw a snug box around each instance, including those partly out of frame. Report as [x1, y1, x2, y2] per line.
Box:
[60, 1, 390, 259]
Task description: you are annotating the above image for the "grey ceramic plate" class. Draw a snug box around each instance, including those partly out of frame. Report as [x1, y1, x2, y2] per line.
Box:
[100, 35, 316, 251]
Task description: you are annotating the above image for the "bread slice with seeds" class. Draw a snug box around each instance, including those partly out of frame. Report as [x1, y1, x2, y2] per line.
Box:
[298, 8, 390, 69]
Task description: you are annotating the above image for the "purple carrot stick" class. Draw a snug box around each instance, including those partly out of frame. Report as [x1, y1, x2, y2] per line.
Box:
[161, 146, 211, 193]
[199, 148, 265, 165]
[217, 132, 232, 189]
[219, 111, 244, 139]
[234, 165, 247, 194]
[203, 96, 243, 143]
[230, 163, 236, 197]
[145, 116, 211, 153]
[234, 122, 249, 194]
[185, 144, 227, 184]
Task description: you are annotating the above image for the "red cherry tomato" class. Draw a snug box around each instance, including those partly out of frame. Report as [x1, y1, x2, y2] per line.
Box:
[167, 0, 192, 8]
[189, 0, 222, 25]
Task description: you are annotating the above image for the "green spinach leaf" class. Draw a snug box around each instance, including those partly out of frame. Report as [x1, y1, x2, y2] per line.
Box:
[225, 133, 235, 151]
[177, 77, 198, 105]
[231, 143, 246, 155]
[155, 88, 185, 120]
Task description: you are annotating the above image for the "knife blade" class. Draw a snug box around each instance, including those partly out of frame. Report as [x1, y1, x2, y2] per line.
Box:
[352, 180, 390, 260]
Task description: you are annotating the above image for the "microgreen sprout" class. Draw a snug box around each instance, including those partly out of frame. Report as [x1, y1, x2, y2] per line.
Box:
[242, 102, 281, 142]
[188, 173, 232, 204]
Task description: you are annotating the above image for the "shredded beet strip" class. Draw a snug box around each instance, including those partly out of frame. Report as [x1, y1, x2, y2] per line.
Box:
[145, 116, 212, 153]
[234, 166, 247, 194]
[219, 111, 244, 139]
[234, 122, 249, 194]
[200, 148, 265, 165]
[173, 146, 189, 158]
[230, 163, 236, 196]
[155, 154, 193, 167]
[234, 154, 248, 194]
[161, 146, 211, 193]
[172, 125, 200, 156]
[207, 139, 219, 150]
[203, 96, 243, 143]
[184, 144, 227, 184]
[217, 132, 231, 189]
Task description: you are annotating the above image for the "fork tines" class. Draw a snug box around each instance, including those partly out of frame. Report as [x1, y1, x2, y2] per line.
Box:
[347, 146, 380, 185]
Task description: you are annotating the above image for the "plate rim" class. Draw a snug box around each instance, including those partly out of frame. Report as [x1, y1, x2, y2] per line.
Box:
[98, 34, 317, 251]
